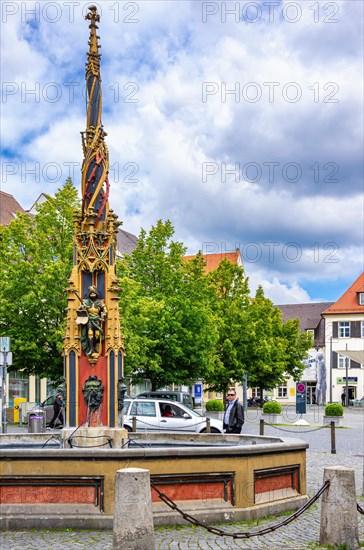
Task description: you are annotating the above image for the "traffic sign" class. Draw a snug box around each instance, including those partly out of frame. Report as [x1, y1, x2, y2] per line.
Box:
[194, 383, 202, 398]
[0, 337, 10, 352]
[0, 352, 12, 366]
[296, 382, 307, 414]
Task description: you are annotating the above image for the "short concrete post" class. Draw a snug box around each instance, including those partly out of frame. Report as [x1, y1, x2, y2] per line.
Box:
[113, 468, 155, 550]
[259, 418, 264, 435]
[320, 466, 359, 549]
[206, 417, 211, 433]
[330, 421, 336, 454]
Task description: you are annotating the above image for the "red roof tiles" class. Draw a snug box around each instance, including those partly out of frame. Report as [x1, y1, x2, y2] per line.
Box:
[323, 272, 364, 315]
[184, 251, 242, 273]
[0, 191, 26, 226]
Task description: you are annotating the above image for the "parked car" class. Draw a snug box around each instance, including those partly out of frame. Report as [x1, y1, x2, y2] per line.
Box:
[136, 391, 194, 409]
[122, 398, 223, 433]
[24, 394, 64, 427]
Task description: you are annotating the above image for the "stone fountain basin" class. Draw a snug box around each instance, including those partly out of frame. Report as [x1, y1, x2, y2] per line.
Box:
[0, 431, 308, 530]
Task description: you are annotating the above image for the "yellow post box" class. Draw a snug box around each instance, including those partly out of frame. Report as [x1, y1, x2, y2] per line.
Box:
[14, 397, 26, 423]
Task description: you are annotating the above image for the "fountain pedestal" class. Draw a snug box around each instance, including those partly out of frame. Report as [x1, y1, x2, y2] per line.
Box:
[61, 427, 128, 449]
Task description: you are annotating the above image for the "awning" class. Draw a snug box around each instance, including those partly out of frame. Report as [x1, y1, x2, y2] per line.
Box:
[337, 350, 364, 364]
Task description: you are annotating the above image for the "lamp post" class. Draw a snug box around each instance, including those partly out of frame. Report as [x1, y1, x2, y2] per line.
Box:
[242, 374, 248, 411]
[329, 336, 333, 403]
[0, 337, 11, 434]
[345, 343, 349, 407]
[2, 352, 7, 433]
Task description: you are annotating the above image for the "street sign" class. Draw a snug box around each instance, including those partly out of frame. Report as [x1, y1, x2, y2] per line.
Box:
[0, 352, 12, 366]
[194, 383, 202, 399]
[0, 337, 10, 352]
[296, 382, 307, 414]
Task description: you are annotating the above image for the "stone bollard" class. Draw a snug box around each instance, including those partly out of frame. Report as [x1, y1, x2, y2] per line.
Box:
[320, 466, 359, 550]
[113, 468, 155, 550]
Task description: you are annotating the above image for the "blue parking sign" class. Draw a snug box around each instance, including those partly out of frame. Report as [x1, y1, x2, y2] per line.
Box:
[194, 384, 202, 398]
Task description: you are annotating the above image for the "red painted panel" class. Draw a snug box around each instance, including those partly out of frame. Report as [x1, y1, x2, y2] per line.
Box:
[79, 355, 108, 426]
[0, 486, 95, 505]
[255, 474, 291, 494]
[151, 481, 231, 503]
[255, 471, 299, 494]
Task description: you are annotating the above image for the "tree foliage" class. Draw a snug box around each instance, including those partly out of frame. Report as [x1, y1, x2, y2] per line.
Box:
[118, 226, 312, 395]
[0, 179, 79, 379]
[203, 259, 250, 393]
[245, 286, 312, 395]
[118, 220, 218, 390]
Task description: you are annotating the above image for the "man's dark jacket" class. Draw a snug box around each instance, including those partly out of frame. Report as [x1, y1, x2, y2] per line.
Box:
[224, 400, 244, 433]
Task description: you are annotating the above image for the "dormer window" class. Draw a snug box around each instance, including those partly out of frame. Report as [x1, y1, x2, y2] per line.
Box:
[359, 293, 364, 306]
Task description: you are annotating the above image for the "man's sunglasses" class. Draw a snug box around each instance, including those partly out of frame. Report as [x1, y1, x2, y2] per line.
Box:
[227, 393, 235, 396]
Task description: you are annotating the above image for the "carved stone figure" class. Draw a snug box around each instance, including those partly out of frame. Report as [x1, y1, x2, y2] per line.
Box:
[77, 285, 107, 358]
[82, 375, 104, 412]
[117, 378, 128, 411]
[315, 352, 327, 406]
[55, 378, 66, 402]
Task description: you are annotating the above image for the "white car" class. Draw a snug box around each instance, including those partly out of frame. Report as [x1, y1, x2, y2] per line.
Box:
[122, 398, 223, 433]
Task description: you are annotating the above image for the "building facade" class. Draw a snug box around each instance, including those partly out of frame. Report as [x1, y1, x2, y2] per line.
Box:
[322, 272, 364, 404]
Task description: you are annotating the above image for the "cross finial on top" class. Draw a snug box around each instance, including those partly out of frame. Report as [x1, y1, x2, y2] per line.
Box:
[85, 5, 100, 23]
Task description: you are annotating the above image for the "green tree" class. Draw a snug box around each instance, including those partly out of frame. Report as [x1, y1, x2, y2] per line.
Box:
[203, 258, 250, 394]
[0, 179, 79, 379]
[245, 286, 312, 398]
[118, 220, 218, 389]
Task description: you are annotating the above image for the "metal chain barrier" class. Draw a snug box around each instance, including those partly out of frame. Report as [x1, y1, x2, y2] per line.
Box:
[68, 435, 113, 448]
[150, 480, 330, 539]
[264, 423, 328, 434]
[42, 435, 62, 448]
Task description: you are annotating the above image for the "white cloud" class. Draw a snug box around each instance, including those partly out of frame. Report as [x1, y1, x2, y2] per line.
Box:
[1, 0, 363, 302]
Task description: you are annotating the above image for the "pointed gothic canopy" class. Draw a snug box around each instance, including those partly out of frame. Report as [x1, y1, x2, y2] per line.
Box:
[81, 4, 110, 225]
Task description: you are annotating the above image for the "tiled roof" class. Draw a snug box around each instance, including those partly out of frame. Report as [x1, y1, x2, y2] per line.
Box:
[117, 228, 138, 255]
[278, 302, 334, 347]
[184, 251, 242, 273]
[323, 272, 364, 315]
[278, 302, 334, 331]
[0, 191, 26, 225]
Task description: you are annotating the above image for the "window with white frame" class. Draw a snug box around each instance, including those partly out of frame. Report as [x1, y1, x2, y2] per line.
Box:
[251, 388, 261, 398]
[338, 355, 350, 369]
[361, 321, 364, 338]
[359, 293, 364, 305]
[339, 321, 350, 338]
[278, 384, 287, 398]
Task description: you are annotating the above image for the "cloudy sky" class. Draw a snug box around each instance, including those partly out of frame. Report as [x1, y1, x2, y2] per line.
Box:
[1, 0, 363, 304]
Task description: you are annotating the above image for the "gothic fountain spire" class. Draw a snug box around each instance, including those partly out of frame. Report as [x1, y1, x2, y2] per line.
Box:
[63, 5, 125, 430]
[81, 5, 109, 225]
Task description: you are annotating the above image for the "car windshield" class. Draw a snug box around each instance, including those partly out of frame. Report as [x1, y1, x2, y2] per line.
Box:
[179, 404, 202, 417]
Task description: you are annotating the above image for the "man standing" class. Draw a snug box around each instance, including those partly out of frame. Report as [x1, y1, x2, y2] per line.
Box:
[223, 389, 244, 434]
[341, 391, 346, 407]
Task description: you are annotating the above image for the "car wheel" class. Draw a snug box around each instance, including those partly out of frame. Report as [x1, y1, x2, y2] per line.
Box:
[124, 425, 132, 433]
[200, 427, 221, 434]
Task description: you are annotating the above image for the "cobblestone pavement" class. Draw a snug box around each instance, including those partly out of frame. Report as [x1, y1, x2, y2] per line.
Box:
[1, 407, 363, 549]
